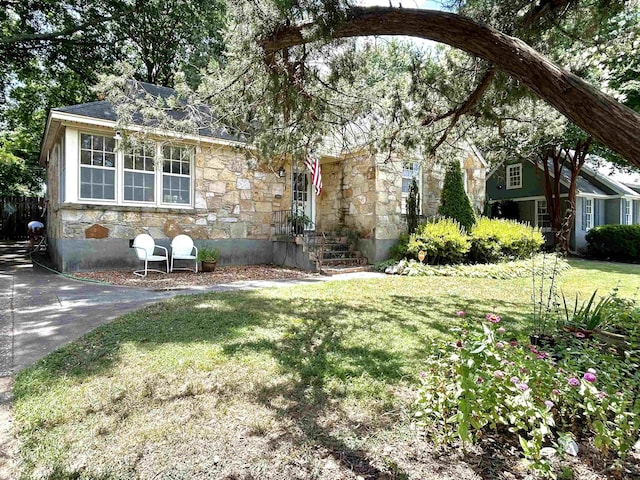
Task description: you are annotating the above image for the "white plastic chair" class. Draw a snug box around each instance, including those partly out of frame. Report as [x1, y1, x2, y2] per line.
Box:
[170, 234, 198, 273]
[132, 234, 169, 277]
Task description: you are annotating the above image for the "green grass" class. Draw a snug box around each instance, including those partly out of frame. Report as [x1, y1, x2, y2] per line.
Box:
[12, 260, 640, 479]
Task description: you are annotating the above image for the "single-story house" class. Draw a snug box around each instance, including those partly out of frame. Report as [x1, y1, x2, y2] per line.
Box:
[40, 82, 487, 272]
[486, 156, 640, 250]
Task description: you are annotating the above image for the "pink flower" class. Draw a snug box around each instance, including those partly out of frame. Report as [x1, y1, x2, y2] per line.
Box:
[552, 389, 560, 396]
[575, 332, 586, 339]
[536, 352, 549, 360]
[486, 313, 501, 323]
[518, 383, 529, 391]
[544, 400, 554, 410]
[456, 339, 463, 348]
[419, 371, 427, 378]
[597, 391, 608, 399]
[509, 340, 518, 347]
[494, 370, 505, 379]
[583, 372, 596, 383]
[456, 310, 466, 317]
[497, 327, 506, 334]
[510, 376, 520, 384]
[568, 377, 580, 387]
[520, 367, 527, 374]
[477, 376, 484, 384]
[496, 342, 505, 349]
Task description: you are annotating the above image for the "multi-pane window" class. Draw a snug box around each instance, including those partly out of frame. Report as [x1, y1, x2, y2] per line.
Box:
[506, 163, 522, 189]
[76, 132, 193, 207]
[536, 199, 551, 232]
[80, 133, 116, 200]
[401, 162, 421, 214]
[623, 199, 633, 225]
[583, 198, 593, 230]
[124, 143, 155, 203]
[162, 146, 192, 204]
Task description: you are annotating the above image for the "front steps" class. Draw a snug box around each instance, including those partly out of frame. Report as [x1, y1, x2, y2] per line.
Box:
[305, 233, 369, 274]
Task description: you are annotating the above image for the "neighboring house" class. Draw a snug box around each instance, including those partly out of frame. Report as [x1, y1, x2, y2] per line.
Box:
[486, 156, 640, 250]
[40, 82, 486, 272]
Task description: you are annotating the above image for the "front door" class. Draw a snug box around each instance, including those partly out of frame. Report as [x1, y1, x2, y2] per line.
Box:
[293, 171, 315, 230]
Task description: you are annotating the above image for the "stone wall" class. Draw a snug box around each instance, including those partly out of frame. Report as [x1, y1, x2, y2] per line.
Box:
[53, 143, 288, 244]
[48, 140, 290, 271]
[341, 152, 377, 238]
[314, 158, 342, 232]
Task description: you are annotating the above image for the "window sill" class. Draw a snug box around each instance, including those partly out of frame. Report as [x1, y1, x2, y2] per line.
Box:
[55, 202, 203, 215]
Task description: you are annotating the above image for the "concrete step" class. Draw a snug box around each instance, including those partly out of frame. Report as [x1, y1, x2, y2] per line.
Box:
[321, 265, 372, 276]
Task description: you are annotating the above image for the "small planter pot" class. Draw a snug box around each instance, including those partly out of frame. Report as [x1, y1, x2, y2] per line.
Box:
[201, 260, 217, 272]
[529, 334, 556, 348]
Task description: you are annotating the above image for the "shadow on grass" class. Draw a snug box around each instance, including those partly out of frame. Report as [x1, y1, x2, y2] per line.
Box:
[13, 284, 537, 478]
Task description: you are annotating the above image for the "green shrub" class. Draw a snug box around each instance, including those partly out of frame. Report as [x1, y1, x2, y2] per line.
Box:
[586, 224, 640, 262]
[390, 253, 570, 279]
[406, 177, 420, 235]
[389, 233, 410, 260]
[469, 217, 544, 263]
[438, 161, 476, 231]
[407, 218, 470, 264]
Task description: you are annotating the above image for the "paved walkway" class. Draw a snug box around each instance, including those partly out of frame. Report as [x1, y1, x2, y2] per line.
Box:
[0, 241, 384, 478]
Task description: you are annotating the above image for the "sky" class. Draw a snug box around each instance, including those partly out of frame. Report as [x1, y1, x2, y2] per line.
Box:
[355, 0, 449, 50]
[357, 0, 446, 10]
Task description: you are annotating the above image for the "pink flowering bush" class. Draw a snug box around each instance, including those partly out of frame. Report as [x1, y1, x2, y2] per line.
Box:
[415, 311, 640, 476]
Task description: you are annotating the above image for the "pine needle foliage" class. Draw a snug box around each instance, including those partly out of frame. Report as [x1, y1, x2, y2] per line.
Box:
[438, 161, 476, 231]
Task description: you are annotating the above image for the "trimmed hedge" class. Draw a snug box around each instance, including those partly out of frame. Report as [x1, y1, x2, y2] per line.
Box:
[469, 217, 544, 263]
[407, 218, 470, 264]
[586, 224, 640, 262]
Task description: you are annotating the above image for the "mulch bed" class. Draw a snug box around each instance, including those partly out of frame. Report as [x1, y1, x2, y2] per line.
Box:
[73, 264, 317, 290]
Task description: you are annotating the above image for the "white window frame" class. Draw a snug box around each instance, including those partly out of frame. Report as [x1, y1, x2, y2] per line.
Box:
[401, 161, 422, 215]
[75, 130, 194, 209]
[584, 197, 594, 231]
[122, 142, 157, 205]
[78, 132, 117, 202]
[506, 163, 522, 190]
[161, 145, 194, 206]
[622, 199, 633, 225]
[535, 198, 552, 232]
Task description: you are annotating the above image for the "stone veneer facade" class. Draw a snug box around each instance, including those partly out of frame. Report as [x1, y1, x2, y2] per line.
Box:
[315, 150, 486, 263]
[44, 123, 485, 271]
[45, 125, 293, 271]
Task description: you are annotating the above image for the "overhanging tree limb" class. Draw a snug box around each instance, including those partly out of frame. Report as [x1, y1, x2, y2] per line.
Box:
[262, 7, 640, 168]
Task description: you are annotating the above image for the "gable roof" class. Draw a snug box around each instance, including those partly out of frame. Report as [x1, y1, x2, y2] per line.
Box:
[50, 82, 243, 143]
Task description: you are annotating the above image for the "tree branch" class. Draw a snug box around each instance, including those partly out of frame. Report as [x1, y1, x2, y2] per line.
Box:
[262, 7, 640, 168]
[427, 66, 496, 154]
[1, 16, 113, 46]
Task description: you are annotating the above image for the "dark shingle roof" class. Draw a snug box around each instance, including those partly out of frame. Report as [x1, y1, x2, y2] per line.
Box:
[53, 82, 244, 143]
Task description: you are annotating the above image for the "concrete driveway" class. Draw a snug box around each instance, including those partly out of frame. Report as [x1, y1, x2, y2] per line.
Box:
[0, 242, 179, 376]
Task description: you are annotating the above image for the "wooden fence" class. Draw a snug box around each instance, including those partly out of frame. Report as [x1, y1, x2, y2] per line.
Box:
[0, 196, 43, 240]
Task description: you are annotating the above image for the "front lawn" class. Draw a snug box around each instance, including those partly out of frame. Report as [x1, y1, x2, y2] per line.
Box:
[13, 260, 640, 479]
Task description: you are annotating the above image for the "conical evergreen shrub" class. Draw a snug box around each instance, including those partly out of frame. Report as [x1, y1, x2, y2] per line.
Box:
[438, 160, 476, 231]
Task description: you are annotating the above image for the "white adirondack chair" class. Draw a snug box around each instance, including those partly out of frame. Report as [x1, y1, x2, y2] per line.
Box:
[170, 234, 198, 273]
[132, 234, 169, 277]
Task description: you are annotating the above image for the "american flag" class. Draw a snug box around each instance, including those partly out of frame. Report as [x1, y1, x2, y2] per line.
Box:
[304, 155, 323, 196]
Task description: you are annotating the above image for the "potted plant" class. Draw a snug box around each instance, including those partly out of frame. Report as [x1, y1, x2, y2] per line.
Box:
[290, 211, 311, 235]
[198, 246, 220, 272]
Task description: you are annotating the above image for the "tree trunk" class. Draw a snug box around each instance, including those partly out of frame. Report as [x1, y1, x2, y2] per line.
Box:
[263, 7, 640, 168]
[536, 138, 591, 254]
